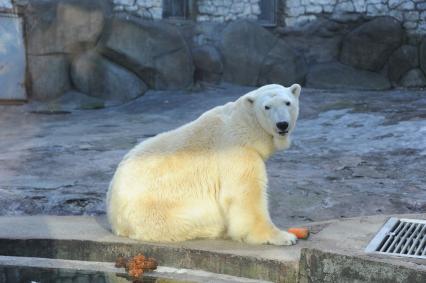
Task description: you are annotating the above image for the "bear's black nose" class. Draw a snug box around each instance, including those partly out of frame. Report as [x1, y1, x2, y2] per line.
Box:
[276, 121, 289, 131]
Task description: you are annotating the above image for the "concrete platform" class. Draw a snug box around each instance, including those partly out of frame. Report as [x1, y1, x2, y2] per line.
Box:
[0, 214, 425, 282]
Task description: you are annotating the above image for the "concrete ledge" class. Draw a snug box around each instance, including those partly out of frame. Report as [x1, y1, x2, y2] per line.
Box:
[299, 249, 426, 283]
[0, 256, 268, 283]
[0, 214, 424, 282]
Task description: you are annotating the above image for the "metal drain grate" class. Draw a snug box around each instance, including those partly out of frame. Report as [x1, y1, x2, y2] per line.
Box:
[365, 217, 426, 259]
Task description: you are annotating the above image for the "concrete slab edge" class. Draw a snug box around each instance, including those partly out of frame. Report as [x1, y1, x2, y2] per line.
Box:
[0, 255, 271, 283]
[299, 248, 426, 283]
[0, 238, 297, 282]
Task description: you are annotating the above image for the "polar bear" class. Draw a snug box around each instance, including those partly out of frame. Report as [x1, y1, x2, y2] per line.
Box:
[107, 84, 301, 245]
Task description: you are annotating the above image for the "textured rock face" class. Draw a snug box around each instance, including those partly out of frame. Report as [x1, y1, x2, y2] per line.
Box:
[23, 0, 112, 100]
[27, 55, 71, 100]
[17, 0, 426, 103]
[100, 17, 193, 90]
[388, 45, 419, 83]
[196, 0, 260, 22]
[71, 50, 148, 103]
[284, 0, 426, 35]
[306, 62, 391, 90]
[399, 68, 426, 88]
[220, 20, 276, 85]
[340, 17, 403, 72]
[258, 40, 307, 86]
[192, 45, 223, 83]
[420, 39, 426, 75]
[25, 0, 112, 54]
[113, 0, 162, 19]
[220, 20, 306, 86]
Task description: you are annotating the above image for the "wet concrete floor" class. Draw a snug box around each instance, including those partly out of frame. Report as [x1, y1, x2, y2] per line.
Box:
[0, 84, 425, 228]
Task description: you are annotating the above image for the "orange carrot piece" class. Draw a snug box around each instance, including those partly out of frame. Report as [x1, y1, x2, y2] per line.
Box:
[288, 227, 309, 239]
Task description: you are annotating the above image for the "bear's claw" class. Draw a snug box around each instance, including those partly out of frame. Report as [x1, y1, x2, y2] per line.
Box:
[268, 231, 298, 246]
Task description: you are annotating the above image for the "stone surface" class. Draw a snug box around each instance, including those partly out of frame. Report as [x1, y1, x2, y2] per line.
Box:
[420, 38, 426, 75]
[197, 0, 260, 22]
[1, 86, 426, 222]
[192, 45, 223, 83]
[340, 17, 403, 71]
[258, 39, 307, 86]
[110, 0, 426, 35]
[24, 0, 112, 55]
[27, 91, 106, 112]
[53, 91, 106, 110]
[399, 68, 426, 87]
[113, 0, 163, 20]
[27, 55, 71, 100]
[220, 20, 277, 86]
[306, 62, 391, 90]
[0, 15, 26, 100]
[220, 20, 306, 86]
[100, 17, 193, 90]
[71, 50, 148, 103]
[388, 45, 419, 82]
[277, 19, 346, 65]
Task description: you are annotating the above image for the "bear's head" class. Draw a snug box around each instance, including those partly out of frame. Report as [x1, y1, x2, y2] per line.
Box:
[246, 84, 301, 150]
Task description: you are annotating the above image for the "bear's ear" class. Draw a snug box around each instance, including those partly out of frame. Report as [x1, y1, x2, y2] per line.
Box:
[289, 84, 301, 98]
[245, 89, 257, 105]
[245, 92, 256, 104]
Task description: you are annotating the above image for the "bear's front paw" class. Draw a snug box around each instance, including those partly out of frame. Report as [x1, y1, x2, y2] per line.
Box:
[268, 231, 297, 246]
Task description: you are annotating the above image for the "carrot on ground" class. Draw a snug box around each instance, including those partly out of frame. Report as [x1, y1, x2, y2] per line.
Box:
[288, 227, 309, 239]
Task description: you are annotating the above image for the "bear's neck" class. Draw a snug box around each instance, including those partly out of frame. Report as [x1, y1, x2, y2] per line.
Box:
[230, 100, 277, 160]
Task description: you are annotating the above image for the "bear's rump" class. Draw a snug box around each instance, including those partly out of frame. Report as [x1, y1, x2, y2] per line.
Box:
[110, 152, 225, 241]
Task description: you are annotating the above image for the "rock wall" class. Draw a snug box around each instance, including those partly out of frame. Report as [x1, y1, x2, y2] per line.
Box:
[19, 0, 194, 103]
[285, 0, 426, 35]
[112, 0, 162, 19]
[3, 0, 425, 105]
[197, 0, 260, 22]
[109, 0, 426, 35]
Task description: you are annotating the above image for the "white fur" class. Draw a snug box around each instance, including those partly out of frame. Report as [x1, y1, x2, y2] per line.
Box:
[106, 84, 301, 245]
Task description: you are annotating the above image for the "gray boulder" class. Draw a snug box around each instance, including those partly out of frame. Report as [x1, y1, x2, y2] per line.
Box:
[220, 20, 276, 85]
[24, 0, 111, 54]
[27, 55, 71, 100]
[340, 17, 403, 71]
[388, 45, 419, 82]
[420, 38, 426, 75]
[220, 20, 307, 86]
[258, 40, 307, 86]
[277, 19, 347, 65]
[71, 50, 148, 103]
[100, 17, 193, 90]
[399, 69, 426, 88]
[193, 45, 223, 83]
[306, 62, 391, 90]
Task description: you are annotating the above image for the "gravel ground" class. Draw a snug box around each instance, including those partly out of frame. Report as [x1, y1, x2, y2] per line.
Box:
[0, 84, 425, 228]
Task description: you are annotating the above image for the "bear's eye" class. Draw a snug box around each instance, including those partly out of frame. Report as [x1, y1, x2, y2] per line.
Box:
[286, 102, 291, 106]
[264, 105, 270, 110]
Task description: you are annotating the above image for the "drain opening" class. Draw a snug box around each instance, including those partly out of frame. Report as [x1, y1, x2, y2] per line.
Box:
[365, 217, 426, 259]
